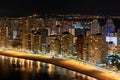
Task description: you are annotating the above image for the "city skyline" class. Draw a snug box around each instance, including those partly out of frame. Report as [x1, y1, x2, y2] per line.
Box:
[0, 1, 120, 79]
[0, 12, 119, 79]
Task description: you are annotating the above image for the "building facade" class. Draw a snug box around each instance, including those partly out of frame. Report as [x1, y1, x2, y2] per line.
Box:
[105, 19, 115, 36]
[88, 34, 106, 63]
[91, 19, 101, 34]
[76, 35, 85, 59]
[60, 31, 73, 56]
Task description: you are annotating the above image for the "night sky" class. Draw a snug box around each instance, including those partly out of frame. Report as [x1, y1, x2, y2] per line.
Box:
[0, 0, 120, 17]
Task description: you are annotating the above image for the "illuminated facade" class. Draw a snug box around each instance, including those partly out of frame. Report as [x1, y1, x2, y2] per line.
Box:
[107, 42, 117, 55]
[9, 18, 23, 40]
[22, 19, 29, 49]
[54, 25, 63, 34]
[48, 35, 60, 55]
[28, 17, 45, 33]
[117, 29, 120, 54]
[88, 34, 106, 63]
[91, 19, 101, 34]
[75, 29, 86, 37]
[32, 34, 41, 52]
[0, 27, 8, 47]
[25, 33, 33, 50]
[72, 23, 90, 37]
[44, 18, 56, 35]
[45, 26, 51, 35]
[60, 31, 73, 56]
[0, 18, 9, 47]
[21, 17, 48, 51]
[37, 29, 48, 44]
[76, 35, 84, 59]
[22, 33, 41, 52]
[106, 33, 117, 55]
[105, 19, 115, 36]
[69, 28, 75, 36]
[0, 15, 119, 61]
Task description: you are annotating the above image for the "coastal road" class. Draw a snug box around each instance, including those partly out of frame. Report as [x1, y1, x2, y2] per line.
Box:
[0, 50, 119, 80]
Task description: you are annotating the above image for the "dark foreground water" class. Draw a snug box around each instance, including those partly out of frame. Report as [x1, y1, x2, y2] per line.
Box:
[0, 55, 96, 80]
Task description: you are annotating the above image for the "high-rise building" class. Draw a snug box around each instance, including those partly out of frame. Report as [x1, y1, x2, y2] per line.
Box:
[45, 26, 51, 35]
[107, 41, 117, 55]
[75, 28, 86, 37]
[88, 34, 106, 63]
[28, 17, 45, 32]
[0, 27, 8, 47]
[22, 19, 29, 49]
[105, 19, 115, 36]
[69, 28, 75, 36]
[117, 29, 120, 54]
[71, 23, 90, 37]
[0, 18, 9, 48]
[32, 34, 41, 52]
[25, 33, 33, 50]
[9, 18, 23, 40]
[60, 31, 73, 56]
[91, 19, 101, 34]
[37, 29, 48, 44]
[48, 35, 60, 55]
[22, 32, 41, 52]
[76, 34, 85, 59]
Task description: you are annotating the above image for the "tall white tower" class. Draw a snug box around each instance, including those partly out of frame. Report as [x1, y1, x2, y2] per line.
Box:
[91, 19, 101, 34]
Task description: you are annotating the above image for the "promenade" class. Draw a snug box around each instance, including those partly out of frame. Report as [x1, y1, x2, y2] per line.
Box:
[0, 50, 119, 80]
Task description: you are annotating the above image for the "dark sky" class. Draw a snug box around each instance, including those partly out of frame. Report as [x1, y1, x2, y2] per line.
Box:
[0, 0, 120, 17]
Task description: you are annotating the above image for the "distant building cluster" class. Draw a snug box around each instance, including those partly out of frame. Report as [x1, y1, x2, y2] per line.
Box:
[0, 14, 120, 63]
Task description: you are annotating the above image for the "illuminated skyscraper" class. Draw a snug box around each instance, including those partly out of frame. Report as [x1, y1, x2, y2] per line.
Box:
[25, 33, 33, 50]
[107, 41, 117, 55]
[60, 31, 73, 56]
[8, 18, 23, 40]
[37, 29, 48, 44]
[0, 18, 9, 47]
[48, 35, 60, 55]
[22, 19, 29, 49]
[76, 34, 84, 59]
[32, 34, 41, 52]
[23, 32, 41, 52]
[117, 29, 120, 54]
[0, 27, 8, 47]
[69, 28, 75, 36]
[28, 16, 45, 32]
[88, 34, 106, 63]
[75, 29, 86, 37]
[45, 26, 51, 35]
[105, 19, 115, 36]
[72, 22, 90, 37]
[91, 19, 101, 34]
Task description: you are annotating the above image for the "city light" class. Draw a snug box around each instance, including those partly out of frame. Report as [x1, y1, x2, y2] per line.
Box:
[0, 14, 120, 79]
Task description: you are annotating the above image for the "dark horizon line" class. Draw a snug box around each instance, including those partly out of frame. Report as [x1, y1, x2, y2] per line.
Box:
[0, 10, 120, 18]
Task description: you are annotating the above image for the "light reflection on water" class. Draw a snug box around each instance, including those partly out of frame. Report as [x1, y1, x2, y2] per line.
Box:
[0, 55, 97, 80]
